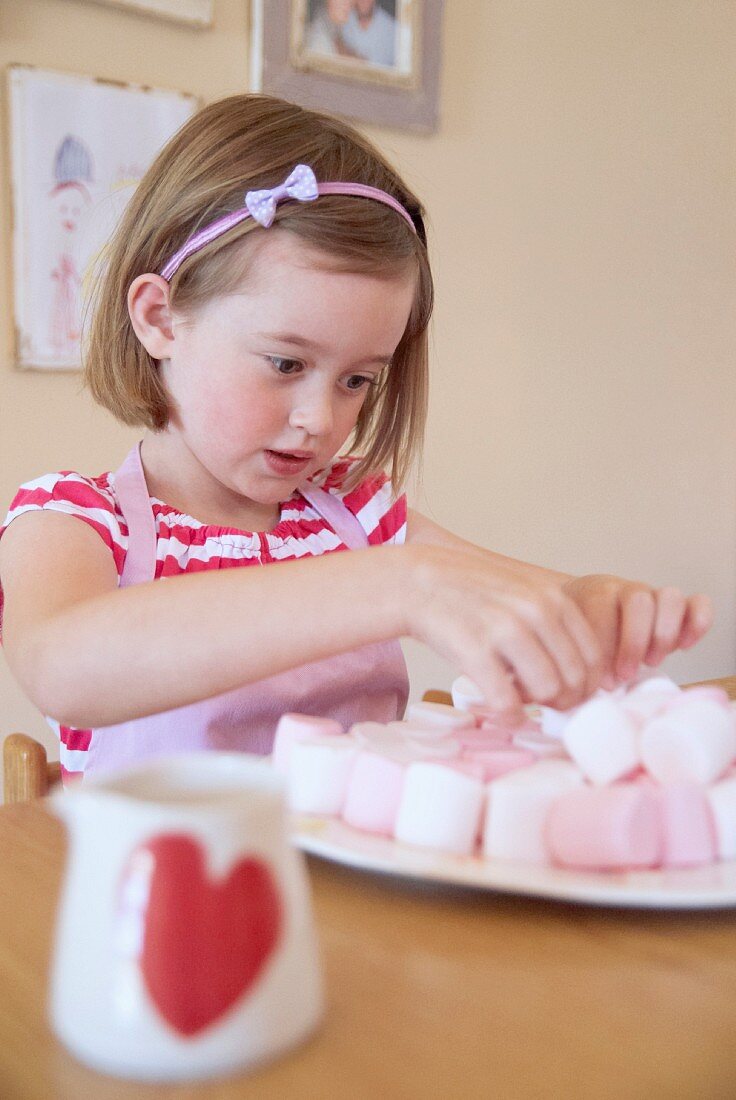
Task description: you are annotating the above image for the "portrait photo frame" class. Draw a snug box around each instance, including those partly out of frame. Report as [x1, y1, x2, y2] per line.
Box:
[8, 65, 198, 371]
[251, 0, 444, 133]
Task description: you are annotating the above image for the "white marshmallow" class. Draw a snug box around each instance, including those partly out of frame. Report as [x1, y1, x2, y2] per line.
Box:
[287, 735, 358, 815]
[405, 701, 476, 731]
[706, 777, 736, 860]
[640, 699, 736, 785]
[394, 762, 485, 855]
[405, 737, 462, 759]
[483, 760, 585, 862]
[537, 706, 570, 739]
[622, 677, 682, 725]
[272, 713, 343, 774]
[451, 675, 485, 711]
[561, 696, 640, 785]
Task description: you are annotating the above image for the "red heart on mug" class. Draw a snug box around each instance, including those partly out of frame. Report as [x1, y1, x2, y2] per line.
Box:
[120, 834, 282, 1037]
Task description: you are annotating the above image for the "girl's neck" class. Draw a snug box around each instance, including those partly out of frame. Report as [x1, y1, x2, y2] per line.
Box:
[138, 433, 282, 533]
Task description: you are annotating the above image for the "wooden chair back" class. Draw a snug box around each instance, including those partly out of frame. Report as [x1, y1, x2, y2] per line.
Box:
[3, 734, 62, 805]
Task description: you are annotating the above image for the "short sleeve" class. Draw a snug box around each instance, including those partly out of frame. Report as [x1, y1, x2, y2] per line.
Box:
[310, 457, 408, 547]
[0, 471, 127, 641]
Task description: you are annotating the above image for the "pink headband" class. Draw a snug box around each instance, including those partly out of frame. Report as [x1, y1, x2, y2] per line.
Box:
[159, 163, 417, 281]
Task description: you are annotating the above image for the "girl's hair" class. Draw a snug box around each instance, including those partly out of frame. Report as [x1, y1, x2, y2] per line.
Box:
[85, 94, 433, 491]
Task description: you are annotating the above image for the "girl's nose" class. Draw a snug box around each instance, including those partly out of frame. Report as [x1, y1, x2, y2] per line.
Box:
[289, 392, 334, 438]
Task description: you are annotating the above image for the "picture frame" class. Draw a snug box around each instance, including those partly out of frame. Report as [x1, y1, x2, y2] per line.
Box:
[71, 0, 213, 27]
[251, 0, 444, 133]
[8, 65, 198, 371]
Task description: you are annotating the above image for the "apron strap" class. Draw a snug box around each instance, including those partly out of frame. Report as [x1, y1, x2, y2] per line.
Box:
[297, 482, 369, 551]
[113, 443, 158, 587]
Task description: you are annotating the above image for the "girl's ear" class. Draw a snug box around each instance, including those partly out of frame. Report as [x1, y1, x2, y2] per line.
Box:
[128, 274, 175, 359]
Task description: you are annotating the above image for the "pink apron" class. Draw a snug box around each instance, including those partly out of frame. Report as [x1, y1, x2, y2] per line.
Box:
[84, 443, 409, 778]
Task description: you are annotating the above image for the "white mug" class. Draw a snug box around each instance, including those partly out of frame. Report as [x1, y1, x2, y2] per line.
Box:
[48, 753, 323, 1081]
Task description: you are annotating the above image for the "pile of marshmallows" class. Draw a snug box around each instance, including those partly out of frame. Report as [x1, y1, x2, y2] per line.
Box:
[272, 676, 736, 871]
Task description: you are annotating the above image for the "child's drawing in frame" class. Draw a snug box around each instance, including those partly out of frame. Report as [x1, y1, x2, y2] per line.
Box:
[8, 66, 197, 371]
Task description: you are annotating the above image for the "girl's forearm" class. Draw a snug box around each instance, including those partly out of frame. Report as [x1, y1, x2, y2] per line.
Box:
[30, 545, 413, 728]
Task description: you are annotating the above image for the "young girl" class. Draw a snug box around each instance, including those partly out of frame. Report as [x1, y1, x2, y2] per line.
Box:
[0, 94, 712, 783]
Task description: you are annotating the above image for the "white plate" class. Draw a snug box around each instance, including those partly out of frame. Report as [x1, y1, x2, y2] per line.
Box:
[293, 815, 736, 909]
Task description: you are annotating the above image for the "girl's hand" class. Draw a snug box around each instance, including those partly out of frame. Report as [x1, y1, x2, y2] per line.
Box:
[405, 545, 603, 721]
[562, 575, 714, 689]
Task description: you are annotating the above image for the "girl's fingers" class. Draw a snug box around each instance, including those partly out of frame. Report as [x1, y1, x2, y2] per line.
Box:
[677, 593, 715, 649]
[614, 587, 656, 682]
[559, 599, 604, 698]
[576, 589, 620, 689]
[469, 652, 525, 724]
[643, 587, 688, 665]
[496, 618, 564, 705]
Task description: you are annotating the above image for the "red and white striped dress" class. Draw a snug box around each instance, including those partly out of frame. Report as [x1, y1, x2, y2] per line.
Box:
[0, 455, 407, 782]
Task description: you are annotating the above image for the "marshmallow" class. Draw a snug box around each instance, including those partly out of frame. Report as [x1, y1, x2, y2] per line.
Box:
[622, 677, 682, 725]
[483, 760, 584, 862]
[272, 713, 343, 774]
[405, 702, 476, 731]
[405, 737, 462, 760]
[544, 785, 661, 871]
[537, 706, 570, 739]
[386, 720, 454, 743]
[561, 696, 640, 785]
[451, 675, 485, 711]
[657, 785, 716, 868]
[640, 698, 736, 785]
[706, 776, 736, 860]
[395, 762, 485, 855]
[461, 747, 538, 781]
[342, 751, 406, 836]
[512, 730, 567, 759]
[675, 685, 731, 710]
[288, 735, 358, 815]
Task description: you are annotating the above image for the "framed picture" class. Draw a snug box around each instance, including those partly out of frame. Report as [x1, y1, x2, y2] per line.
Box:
[70, 0, 213, 27]
[251, 0, 444, 133]
[8, 66, 198, 371]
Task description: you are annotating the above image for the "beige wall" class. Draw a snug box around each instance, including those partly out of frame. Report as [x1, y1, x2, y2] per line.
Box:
[1, 1, 734, 767]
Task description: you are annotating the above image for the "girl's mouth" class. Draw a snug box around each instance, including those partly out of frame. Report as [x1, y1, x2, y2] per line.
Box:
[264, 450, 313, 476]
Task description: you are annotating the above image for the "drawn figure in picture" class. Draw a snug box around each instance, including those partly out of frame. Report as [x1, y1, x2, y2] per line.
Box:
[48, 135, 93, 359]
[306, 0, 397, 68]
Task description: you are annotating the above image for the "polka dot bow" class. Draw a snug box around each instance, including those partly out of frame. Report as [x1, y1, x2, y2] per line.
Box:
[244, 164, 319, 228]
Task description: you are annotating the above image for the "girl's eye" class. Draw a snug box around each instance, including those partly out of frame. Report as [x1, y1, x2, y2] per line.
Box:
[344, 374, 379, 392]
[269, 356, 303, 376]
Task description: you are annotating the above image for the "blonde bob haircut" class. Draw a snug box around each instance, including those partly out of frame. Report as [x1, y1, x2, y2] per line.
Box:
[85, 93, 433, 493]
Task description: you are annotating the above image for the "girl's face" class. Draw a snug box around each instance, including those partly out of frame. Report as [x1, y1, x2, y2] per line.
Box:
[160, 231, 416, 508]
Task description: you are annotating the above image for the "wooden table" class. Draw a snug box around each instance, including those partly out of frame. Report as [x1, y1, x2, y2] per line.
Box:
[3, 678, 736, 1100]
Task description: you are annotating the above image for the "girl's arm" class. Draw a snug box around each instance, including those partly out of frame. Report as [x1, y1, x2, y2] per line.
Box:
[0, 506, 603, 728]
[406, 508, 714, 690]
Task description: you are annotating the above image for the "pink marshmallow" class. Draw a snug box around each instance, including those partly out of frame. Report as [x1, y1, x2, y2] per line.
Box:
[640, 698, 736, 785]
[342, 751, 406, 836]
[545, 785, 661, 871]
[462, 748, 538, 781]
[272, 713, 343, 774]
[395, 762, 485, 855]
[512, 730, 567, 759]
[656, 785, 716, 868]
[386, 719, 454, 742]
[673, 685, 731, 710]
